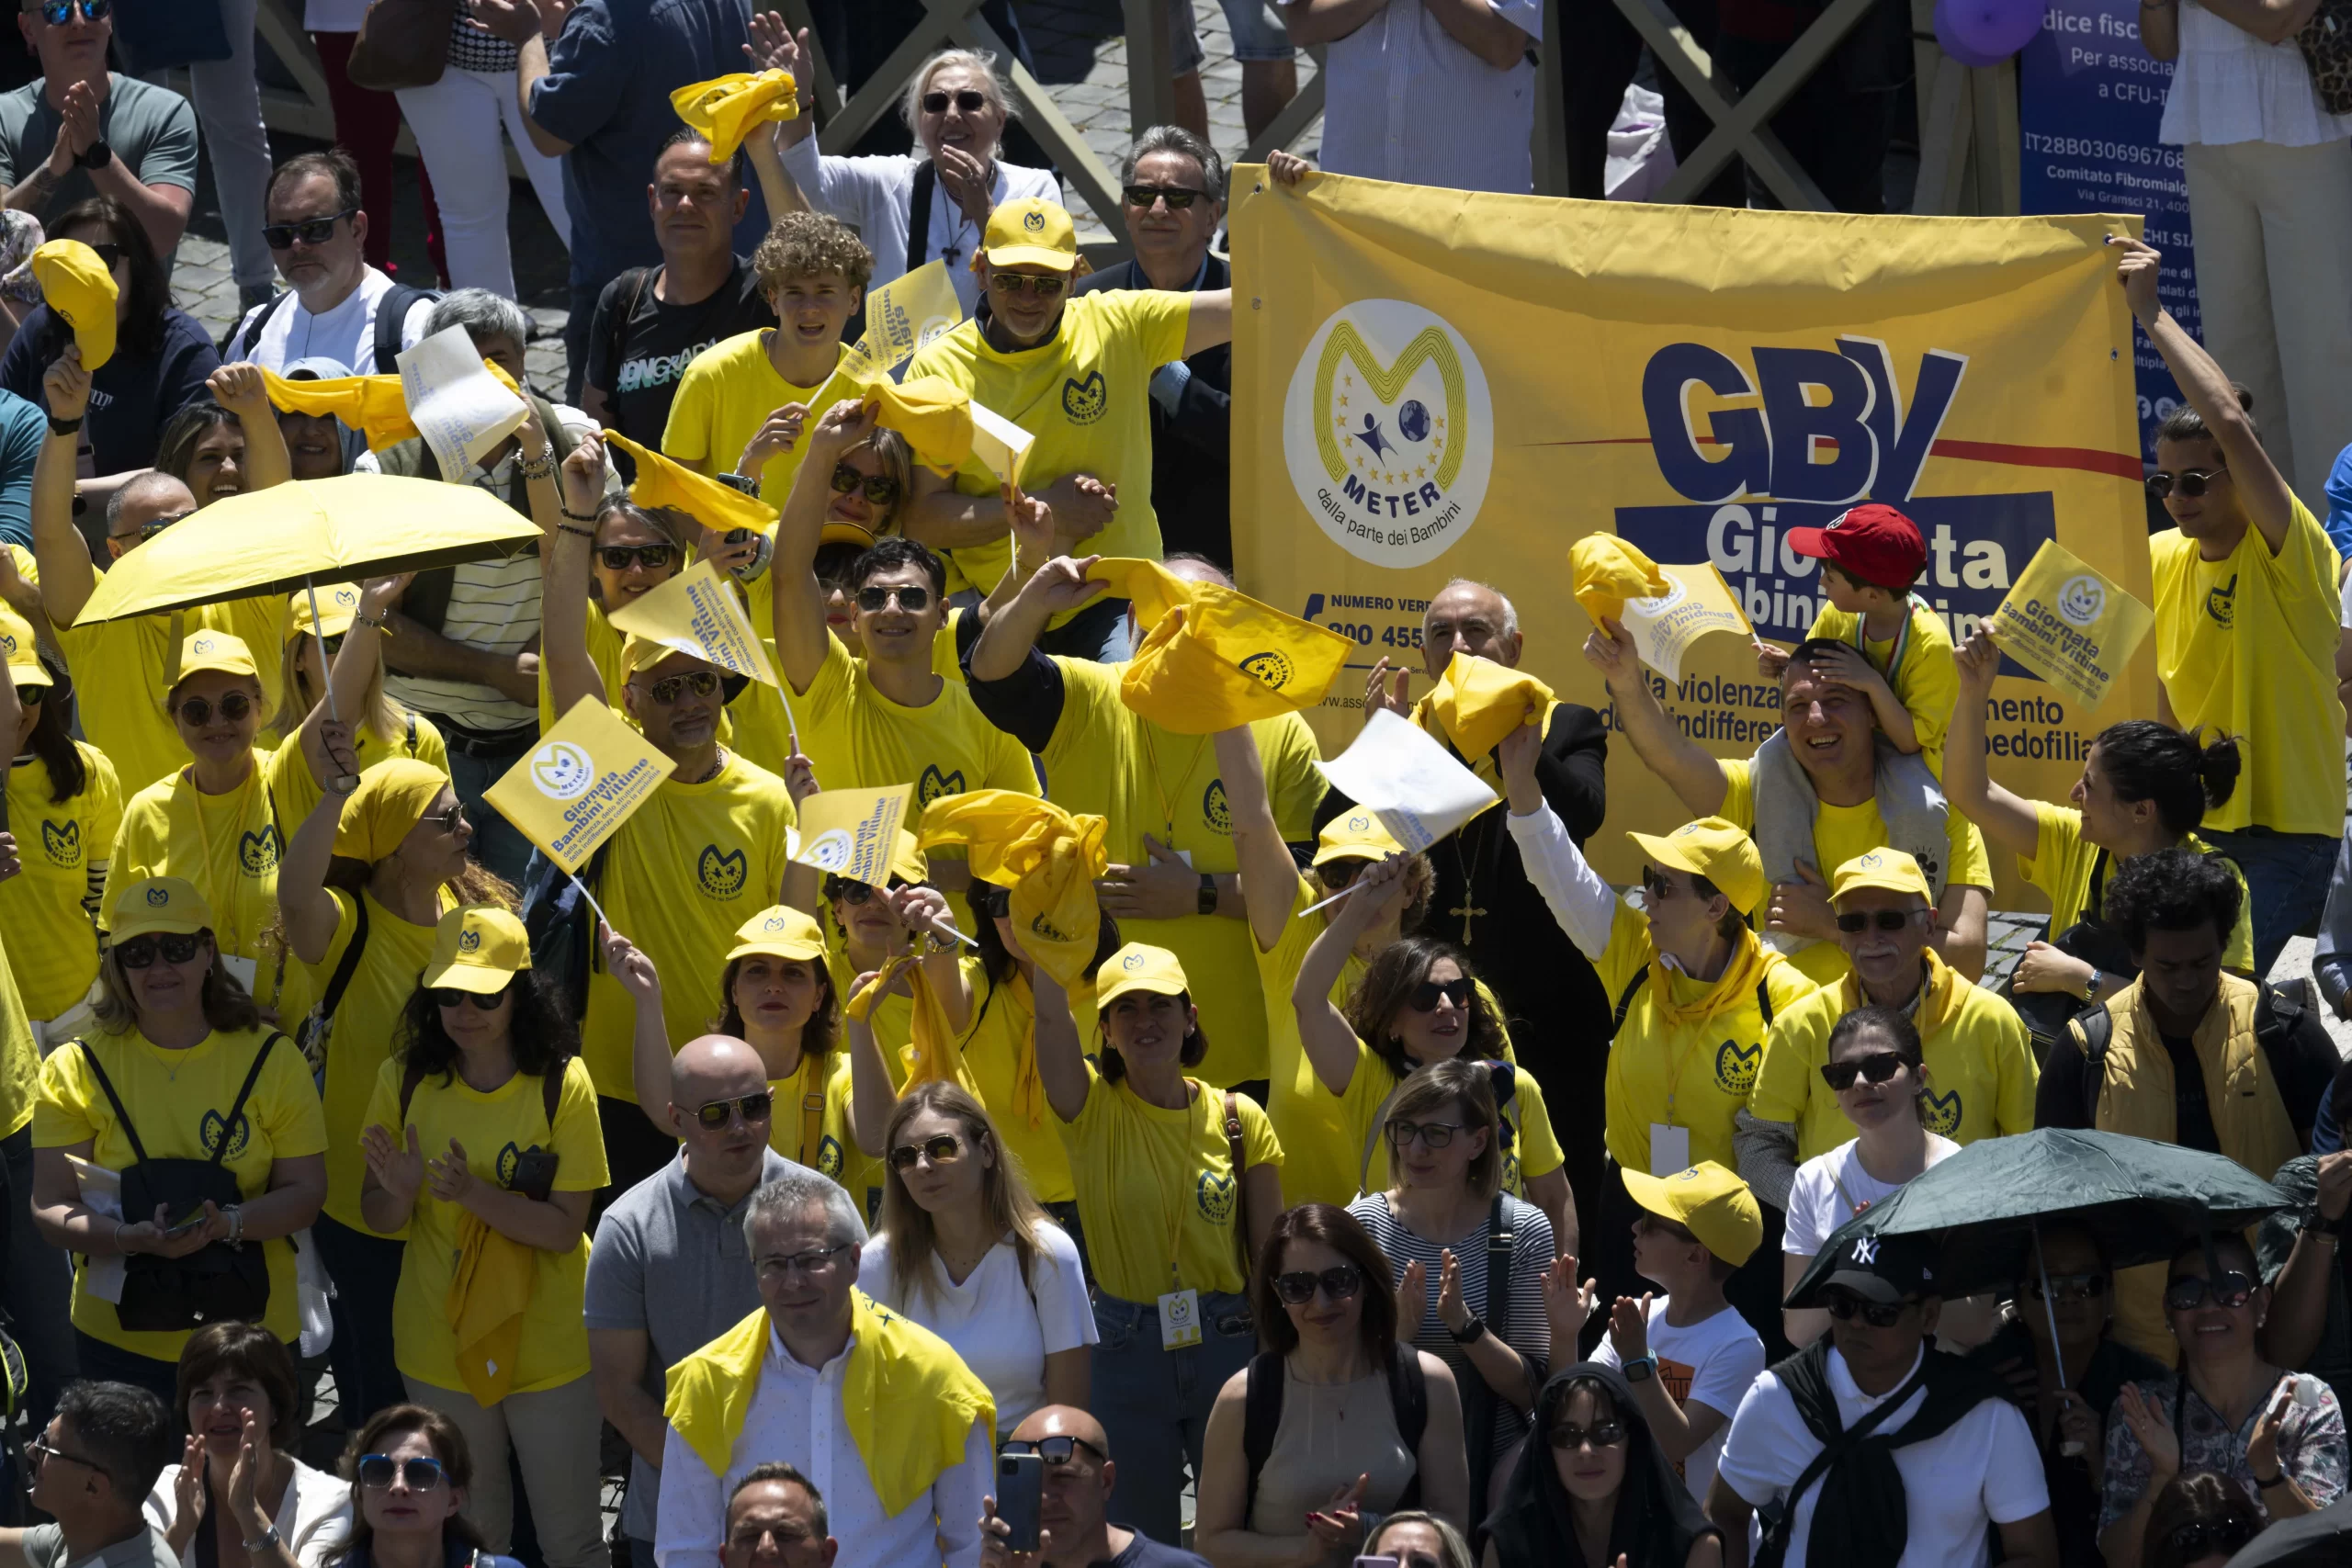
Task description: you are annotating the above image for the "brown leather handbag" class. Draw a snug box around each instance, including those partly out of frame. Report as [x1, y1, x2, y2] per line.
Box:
[347, 0, 459, 93]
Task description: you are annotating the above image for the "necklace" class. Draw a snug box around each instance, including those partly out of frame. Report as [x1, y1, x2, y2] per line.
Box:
[1136, 724, 1209, 841]
[1448, 818, 1494, 943]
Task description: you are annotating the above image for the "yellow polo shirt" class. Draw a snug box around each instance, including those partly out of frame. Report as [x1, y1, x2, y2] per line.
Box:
[764, 1044, 884, 1219]
[2019, 803, 2255, 976]
[794, 632, 1038, 812]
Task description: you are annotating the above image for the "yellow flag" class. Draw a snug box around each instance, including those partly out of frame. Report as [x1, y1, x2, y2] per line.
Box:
[670, 70, 798, 163]
[1425, 652, 1553, 760]
[919, 791, 1106, 987]
[1616, 563, 1754, 684]
[603, 431, 777, 537]
[606, 558, 781, 688]
[1086, 558, 1197, 629]
[1985, 538, 2154, 714]
[1568, 534, 1670, 627]
[792, 784, 910, 886]
[1124, 581, 1353, 735]
[837, 260, 964, 382]
[31, 240, 116, 372]
[484, 697, 676, 874]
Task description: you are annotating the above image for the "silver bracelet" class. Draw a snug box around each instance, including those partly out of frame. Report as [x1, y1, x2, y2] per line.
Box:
[518, 444, 558, 481]
[224, 1203, 244, 1248]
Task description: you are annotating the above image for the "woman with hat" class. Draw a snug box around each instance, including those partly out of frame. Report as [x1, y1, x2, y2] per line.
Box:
[28, 876, 328, 1402]
[271, 578, 446, 801]
[534, 491, 697, 735]
[276, 720, 515, 1426]
[357, 906, 608, 1568]
[1030, 941, 1283, 1546]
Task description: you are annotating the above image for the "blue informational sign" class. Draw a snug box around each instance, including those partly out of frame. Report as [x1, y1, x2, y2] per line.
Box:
[2017, 0, 2197, 460]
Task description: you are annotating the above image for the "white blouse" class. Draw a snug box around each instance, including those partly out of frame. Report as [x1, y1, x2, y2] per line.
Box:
[2158, 0, 2352, 147]
[145, 1458, 353, 1568]
[859, 1222, 1097, 1434]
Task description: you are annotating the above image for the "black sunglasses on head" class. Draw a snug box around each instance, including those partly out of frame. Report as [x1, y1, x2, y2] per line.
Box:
[693, 1091, 773, 1128]
[115, 932, 204, 969]
[430, 986, 508, 1011]
[1836, 908, 1920, 934]
[1820, 1051, 1907, 1092]
[2145, 466, 2226, 500]
[999, 1435, 1104, 1466]
[175, 692, 254, 728]
[921, 88, 988, 114]
[831, 462, 901, 505]
[1122, 184, 1206, 210]
[597, 543, 675, 573]
[262, 208, 358, 251]
[1272, 1263, 1363, 1304]
[2164, 1270, 2256, 1313]
[1822, 1289, 1912, 1328]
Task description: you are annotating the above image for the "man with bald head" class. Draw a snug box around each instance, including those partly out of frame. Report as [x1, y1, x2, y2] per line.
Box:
[587, 1035, 805, 1568]
[978, 1406, 1208, 1568]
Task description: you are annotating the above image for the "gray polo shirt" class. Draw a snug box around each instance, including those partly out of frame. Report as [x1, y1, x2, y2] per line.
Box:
[585, 1147, 798, 1541]
[22, 1523, 179, 1568]
[0, 75, 198, 260]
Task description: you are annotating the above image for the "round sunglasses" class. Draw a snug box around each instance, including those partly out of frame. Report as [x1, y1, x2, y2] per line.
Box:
[175, 692, 255, 728]
[2145, 466, 2226, 501]
[831, 462, 902, 506]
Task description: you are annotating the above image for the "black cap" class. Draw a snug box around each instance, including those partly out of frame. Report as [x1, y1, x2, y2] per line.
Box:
[1809, 1229, 1939, 1306]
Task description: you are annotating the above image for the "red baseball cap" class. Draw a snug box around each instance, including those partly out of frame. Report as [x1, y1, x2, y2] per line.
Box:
[1784, 503, 1925, 590]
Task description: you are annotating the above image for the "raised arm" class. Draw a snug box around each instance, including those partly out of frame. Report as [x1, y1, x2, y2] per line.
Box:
[1216, 723, 1304, 953]
[1498, 718, 1614, 956]
[544, 430, 609, 716]
[1031, 969, 1092, 1123]
[29, 348, 95, 626]
[1181, 289, 1233, 359]
[1584, 615, 1728, 817]
[296, 575, 408, 763]
[889, 886, 975, 1035]
[1944, 629, 2041, 857]
[844, 985, 900, 1159]
[1295, 857, 1410, 1095]
[278, 722, 361, 966]
[772, 399, 871, 691]
[210, 365, 289, 492]
[599, 926, 680, 1136]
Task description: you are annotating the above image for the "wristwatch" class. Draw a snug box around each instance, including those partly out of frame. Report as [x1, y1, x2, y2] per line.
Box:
[242, 1527, 281, 1554]
[1196, 873, 1217, 917]
[46, 413, 82, 437]
[76, 139, 109, 171]
[2083, 970, 2104, 1003]
[1450, 1314, 1487, 1346]
[2301, 1208, 2346, 1239]
[1623, 1354, 1658, 1383]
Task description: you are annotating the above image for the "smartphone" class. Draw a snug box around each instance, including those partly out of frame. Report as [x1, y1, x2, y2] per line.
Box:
[161, 1208, 209, 1240]
[995, 1452, 1044, 1552]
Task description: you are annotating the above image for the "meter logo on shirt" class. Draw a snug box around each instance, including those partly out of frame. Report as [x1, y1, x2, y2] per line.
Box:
[918, 763, 967, 808]
[200, 1107, 253, 1160]
[697, 845, 749, 899]
[1713, 1039, 1761, 1096]
[1196, 1168, 1237, 1224]
[2206, 573, 2237, 630]
[40, 819, 81, 868]
[1203, 779, 1233, 834]
[241, 826, 282, 876]
[1922, 1086, 1962, 1136]
[816, 1134, 845, 1179]
[1062, 371, 1108, 426]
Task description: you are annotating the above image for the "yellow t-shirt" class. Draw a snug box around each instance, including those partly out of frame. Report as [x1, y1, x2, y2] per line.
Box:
[34, 1025, 326, 1359]
[2151, 499, 2346, 835]
[2019, 803, 2256, 976]
[1806, 599, 1957, 773]
[952, 967, 1076, 1205]
[662, 333, 859, 508]
[1057, 1066, 1282, 1303]
[2, 741, 120, 1020]
[262, 715, 448, 854]
[904, 291, 1193, 614]
[1748, 953, 2040, 1158]
[58, 595, 287, 799]
[1046, 658, 1325, 1087]
[364, 1055, 607, 1394]
[106, 756, 314, 1028]
[1254, 874, 1365, 1209]
[582, 753, 799, 1100]
[764, 1045, 884, 1219]
[1715, 757, 1994, 987]
[795, 631, 1039, 811]
[1591, 900, 1819, 1175]
[1354, 1047, 1566, 1198]
[307, 888, 452, 1235]
[0, 920, 39, 1141]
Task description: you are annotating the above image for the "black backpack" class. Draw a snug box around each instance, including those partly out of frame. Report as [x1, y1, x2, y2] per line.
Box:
[520, 840, 613, 1021]
[2069, 979, 2319, 1121]
[224, 282, 438, 373]
[1242, 1339, 1428, 1518]
[1610, 963, 1776, 1041]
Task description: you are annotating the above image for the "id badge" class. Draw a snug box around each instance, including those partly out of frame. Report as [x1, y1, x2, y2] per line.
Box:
[220, 954, 258, 995]
[1159, 1288, 1203, 1350]
[1649, 1123, 1691, 1177]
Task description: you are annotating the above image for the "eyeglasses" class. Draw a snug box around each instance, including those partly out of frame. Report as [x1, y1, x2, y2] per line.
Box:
[693, 1091, 773, 1129]
[825, 874, 910, 905]
[1318, 858, 1371, 890]
[115, 932, 204, 969]
[989, 272, 1067, 299]
[2026, 1272, 2108, 1303]
[262, 208, 357, 251]
[175, 692, 254, 728]
[1635, 1213, 1699, 1245]
[1820, 1052, 1907, 1092]
[1822, 1289, 1912, 1328]
[138, 509, 194, 544]
[970, 885, 1010, 919]
[1547, 1421, 1626, 1451]
[921, 88, 988, 114]
[831, 462, 901, 506]
[889, 1133, 966, 1170]
[2164, 1519, 2260, 1560]
[1122, 184, 1206, 210]
[635, 669, 722, 705]
[27, 1436, 108, 1478]
[1272, 1263, 1363, 1305]
[1000, 1435, 1105, 1467]
[430, 986, 508, 1011]
[856, 584, 932, 613]
[1835, 908, 1922, 934]
[424, 802, 467, 835]
[755, 1244, 852, 1281]
[356, 1454, 445, 1492]
[2145, 466, 2227, 500]
[2164, 1270, 2256, 1313]
[33, 0, 108, 25]
[1385, 1118, 1461, 1150]
[1407, 977, 1473, 1012]
[597, 544, 676, 573]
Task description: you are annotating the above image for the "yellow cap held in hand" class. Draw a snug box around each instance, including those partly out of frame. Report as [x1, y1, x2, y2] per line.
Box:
[1830, 847, 1933, 904]
[31, 239, 117, 372]
[669, 70, 798, 163]
[1093, 942, 1190, 1010]
[1425, 651, 1553, 761]
[421, 905, 532, 995]
[110, 876, 213, 943]
[1109, 573, 1352, 736]
[863, 376, 974, 477]
[602, 430, 775, 538]
[918, 791, 1106, 988]
[1625, 818, 1764, 917]
[1618, 1161, 1763, 1267]
[1568, 534, 1669, 627]
[727, 905, 827, 963]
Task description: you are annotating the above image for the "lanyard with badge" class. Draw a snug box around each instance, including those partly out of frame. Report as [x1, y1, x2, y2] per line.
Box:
[1648, 1029, 1706, 1176]
[1158, 1098, 1204, 1351]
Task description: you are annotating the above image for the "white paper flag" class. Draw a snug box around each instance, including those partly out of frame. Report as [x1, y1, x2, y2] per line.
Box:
[1314, 708, 1497, 853]
[1618, 562, 1753, 683]
[398, 325, 528, 481]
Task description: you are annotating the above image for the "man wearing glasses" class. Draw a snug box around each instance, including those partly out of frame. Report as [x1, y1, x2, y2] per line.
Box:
[0, 1382, 179, 1568]
[905, 197, 1233, 663]
[655, 1168, 993, 1568]
[220, 151, 435, 377]
[976, 1406, 1210, 1568]
[1707, 1229, 2059, 1568]
[588, 1034, 803, 1568]
[0, 0, 196, 270]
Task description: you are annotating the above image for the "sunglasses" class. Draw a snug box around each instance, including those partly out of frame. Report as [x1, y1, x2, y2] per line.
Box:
[888, 1133, 965, 1170]
[115, 932, 204, 969]
[1272, 1263, 1363, 1305]
[79, 241, 124, 268]
[33, 0, 107, 23]
[2144, 466, 2226, 500]
[1122, 184, 1206, 210]
[175, 692, 254, 728]
[138, 509, 194, 544]
[970, 885, 1010, 918]
[826, 874, 910, 905]
[1836, 908, 1921, 934]
[1384, 1118, 1461, 1150]
[989, 272, 1067, 299]
[1548, 1421, 1627, 1451]
[597, 544, 676, 573]
[635, 669, 721, 705]
[921, 88, 988, 114]
[1639, 866, 1685, 902]
[263, 208, 357, 251]
[2026, 1272, 2108, 1303]
[356, 1454, 445, 1491]
[856, 584, 932, 613]
[424, 802, 466, 835]
[1820, 1052, 1907, 1092]
[1000, 1435, 1105, 1467]
[1408, 977, 1473, 1012]
[1823, 1290, 1912, 1328]
[693, 1091, 773, 1129]
[831, 462, 901, 505]
[430, 986, 508, 1011]
[2165, 1519, 2259, 1560]
[2164, 1270, 2256, 1313]
[1318, 857, 1372, 890]
[1635, 1213, 1699, 1244]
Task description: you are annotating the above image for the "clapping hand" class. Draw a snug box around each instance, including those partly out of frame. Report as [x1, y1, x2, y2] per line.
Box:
[1542, 1253, 1600, 1349]
[1396, 1257, 1429, 1339]
[1608, 1292, 1653, 1361]
[2113, 1382, 2181, 1483]
[361, 1123, 425, 1207]
[1304, 1474, 1369, 1554]
[424, 1138, 477, 1206]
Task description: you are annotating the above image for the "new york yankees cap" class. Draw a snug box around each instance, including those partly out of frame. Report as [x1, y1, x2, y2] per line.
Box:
[1811, 1227, 1940, 1305]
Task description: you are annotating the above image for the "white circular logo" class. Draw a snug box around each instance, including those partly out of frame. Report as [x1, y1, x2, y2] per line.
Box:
[530, 741, 594, 801]
[1283, 299, 1493, 569]
[2056, 574, 2104, 627]
[1628, 573, 1688, 615]
[804, 828, 853, 872]
[913, 313, 956, 350]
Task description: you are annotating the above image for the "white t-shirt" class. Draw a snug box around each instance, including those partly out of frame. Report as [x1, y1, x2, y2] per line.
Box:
[858, 1223, 1096, 1435]
[1590, 1296, 1766, 1504]
[225, 266, 435, 374]
[1716, 1348, 2050, 1568]
[1783, 1136, 1962, 1260]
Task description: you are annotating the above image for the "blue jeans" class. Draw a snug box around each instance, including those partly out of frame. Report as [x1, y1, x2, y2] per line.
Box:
[2201, 828, 2339, 978]
[1, 1124, 75, 1429]
[446, 734, 538, 889]
[1089, 1290, 1255, 1544]
[313, 1213, 408, 1426]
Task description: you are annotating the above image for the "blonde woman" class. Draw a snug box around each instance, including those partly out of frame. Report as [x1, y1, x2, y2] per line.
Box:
[274, 581, 444, 783]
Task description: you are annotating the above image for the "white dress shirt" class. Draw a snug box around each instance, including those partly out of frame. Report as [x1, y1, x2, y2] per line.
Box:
[1302, 0, 1544, 194]
[654, 1322, 991, 1568]
[779, 139, 1061, 314]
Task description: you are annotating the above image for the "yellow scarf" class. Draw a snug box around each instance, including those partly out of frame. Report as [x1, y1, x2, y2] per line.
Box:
[663, 1298, 994, 1517]
[1835, 947, 1962, 1037]
[445, 1211, 535, 1405]
[848, 955, 981, 1099]
[1648, 926, 1776, 1028]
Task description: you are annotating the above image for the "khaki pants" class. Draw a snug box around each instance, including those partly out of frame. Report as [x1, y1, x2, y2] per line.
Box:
[403, 1372, 604, 1568]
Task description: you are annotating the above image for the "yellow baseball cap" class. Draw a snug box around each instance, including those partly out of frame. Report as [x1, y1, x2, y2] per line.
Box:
[979, 197, 1078, 272]
[31, 239, 117, 372]
[421, 905, 532, 995]
[1312, 809, 1404, 869]
[1831, 847, 1932, 904]
[1094, 942, 1189, 1009]
[1619, 1160, 1763, 1267]
[290, 582, 364, 640]
[175, 629, 259, 684]
[111, 876, 213, 943]
[820, 520, 876, 550]
[728, 905, 827, 963]
[1626, 818, 1764, 916]
[0, 602, 50, 692]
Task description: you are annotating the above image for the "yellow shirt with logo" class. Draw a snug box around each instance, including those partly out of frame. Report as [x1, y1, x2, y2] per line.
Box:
[662, 333, 860, 507]
[0, 923, 39, 1141]
[2151, 499, 2346, 835]
[1748, 953, 2039, 1159]
[904, 291, 1192, 615]
[1057, 1065, 1282, 1303]
[307, 888, 453, 1235]
[1714, 757, 1994, 987]
[1591, 900, 1819, 1175]
[1044, 657, 1326, 1087]
[952, 967, 1077, 1205]
[35, 1025, 327, 1359]
[1354, 1046, 1566, 1198]
[105, 755, 313, 1028]
[763, 1045, 884, 1219]
[795, 631, 1038, 812]
[1806, 599, 1958, 773]
[2019, 803, 2255, 976]
[2, 742, 120, 1020]
[59, 596, 288, 799]
[363, 1055, 606, 1394]
[582, 753, 799, 1100]
[1254, 874, 1366, 1209]
[262, 717, 449, 854]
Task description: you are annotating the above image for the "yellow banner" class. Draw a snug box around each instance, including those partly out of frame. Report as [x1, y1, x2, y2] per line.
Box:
[606, 558, 781, 687]
[485, 697, 675, 874]
[1986, 538, 2152, 715]
[1229, 173, 2155, 904]
[792, 784, 910, 886]
[840, 260, 964, 383]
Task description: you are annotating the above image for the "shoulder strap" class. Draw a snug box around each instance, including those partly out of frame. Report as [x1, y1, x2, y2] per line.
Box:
[224, 290, 288, 358]
[1757, 1355, 1931, 1568]
[373, 284, 432, 374]
[398, 1055, 428, 1125]
[2075, 1005, 2115, 1116]
[403, 712, 417, 755]
[542, 1058, 567, 1130]
[76, 1040, 152, 1168]
[1486, 1190, 1514, 1343]
[317, 897, 371, 1030]
[2253, 985, 2308, 1095]
[1223, 1091, 1250, 1272]
[212, 1034, 282, 1169]
[1241, 1350, 1284, 1521]
[1389, 1338, 1429, 1511]
[1758, 976, 1775, 1028]
[2086, 846, 2113, 921]
[906, 161, 938, 275]
[604, 266, 655, 389]
[1609, 964, 1650, 1041]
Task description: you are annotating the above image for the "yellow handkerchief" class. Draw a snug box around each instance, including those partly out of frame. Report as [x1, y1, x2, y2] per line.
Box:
[263, 361, 525, 451]
[670, 70, 799, 163]
[1083, 557, 1196, 633]
[446, 1210, 535, 1405]
[31, 240, 117, 372]
[1569, 534, 1669, 626]
[1424, 651, 1554, 760]
[848, 955, 982, 1098]
[864, 376, 974, 477]
[602, 430, 777, 536]
[918, 791, 1107, 988]
[1113, 574, 1352, 735]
